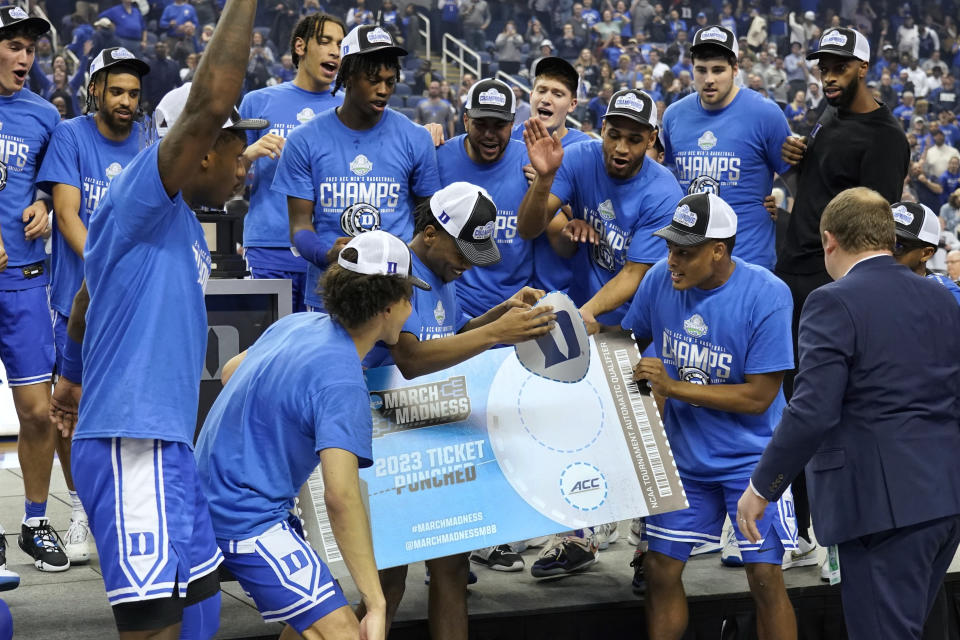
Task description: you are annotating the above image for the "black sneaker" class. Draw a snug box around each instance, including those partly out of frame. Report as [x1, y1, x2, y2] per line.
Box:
[630, 547, 646, 594]
[470, 544, 524, 571]
[530, 536, 597, 579]
[0, 535, 19, 591]
[19, 518, 70, 572]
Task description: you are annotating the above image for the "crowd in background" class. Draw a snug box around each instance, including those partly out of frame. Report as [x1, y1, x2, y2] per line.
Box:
[23, 0, 960, 248]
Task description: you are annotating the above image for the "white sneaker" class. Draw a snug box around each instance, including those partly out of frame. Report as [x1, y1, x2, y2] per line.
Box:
[820, 558, 832, 582]
[783, 536, 818, 571]
[720, 527, 743, 567]
[690, 540, 722, 556]
[591, 522, 619, 550]
[64, 518, 92, 565]
[627, 518, 644, 545]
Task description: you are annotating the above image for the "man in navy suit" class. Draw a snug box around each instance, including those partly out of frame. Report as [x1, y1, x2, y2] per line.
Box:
[737, 187, 960, 639]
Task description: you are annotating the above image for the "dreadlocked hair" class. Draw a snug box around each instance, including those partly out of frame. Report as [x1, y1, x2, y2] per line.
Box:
[289, 12, 345, 68]
[333, 50, 401, 96]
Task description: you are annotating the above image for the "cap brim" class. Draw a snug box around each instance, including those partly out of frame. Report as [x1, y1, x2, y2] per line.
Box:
[653, 224, 708, 246]
[690, 42, 735, 57]
[454, 238, 501, 267]
[465, 108, 514, 121]
[805, 47, 861, 60]
[98, 58, 151, 77]
[226, 117, 269, 131]
[407, 275, 431, 290]
[603, 111, 655, 128]
[4, 16, 50, 35]
[346, 43, 407, 58]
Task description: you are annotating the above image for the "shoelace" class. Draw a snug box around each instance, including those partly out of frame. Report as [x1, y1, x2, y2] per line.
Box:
[65, 520, 89, 545]
[629, 551, 644, 568]
[31, 523, 64, 552]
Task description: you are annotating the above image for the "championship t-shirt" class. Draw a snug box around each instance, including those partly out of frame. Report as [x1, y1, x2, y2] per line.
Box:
[365, 251, 469, 369]
[38, 115, 146, 315]
[239, 82, 343, 267]
[437, 135, 530, 316]
[272, 108, 441, 308]
[196, 313, 372, 539]
[0, 88, 59, 282]
[510, 125, 593, 293]
[661, 89, 792, 270]
[77, 143, 212, 445]
[928, 272, 960, 305]
[622, 257, 794, 481]
[551, 141, 682, 324]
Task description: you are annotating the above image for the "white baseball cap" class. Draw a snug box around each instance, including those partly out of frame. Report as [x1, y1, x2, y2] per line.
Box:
[891, 201, 940, 246]
[153, 83, 268, 138]
[338, 230, 431, 289]
[654, 192, 737, 246]
[429, 182, 501, 266]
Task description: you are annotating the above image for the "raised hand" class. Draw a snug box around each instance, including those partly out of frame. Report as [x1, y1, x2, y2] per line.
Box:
[522, 117, 563, 176]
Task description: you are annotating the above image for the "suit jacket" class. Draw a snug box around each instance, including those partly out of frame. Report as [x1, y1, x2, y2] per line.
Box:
[752, 255, 960, 546]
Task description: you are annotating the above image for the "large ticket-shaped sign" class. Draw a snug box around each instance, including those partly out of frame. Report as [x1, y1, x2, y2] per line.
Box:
[299, 328, 687, 576]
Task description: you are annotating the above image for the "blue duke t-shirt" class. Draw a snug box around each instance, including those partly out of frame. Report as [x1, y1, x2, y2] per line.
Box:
[77, 143, 212, 445]
[661, 90, 792, 269]
[0, 88, 59, 280]
[38, 115, 145, 315]
[437, 135, 530, 316]
[365, 251, 470, 368]
[195, 313, 372, 539]
[271, 108, 441, 309]
[239, 82, 343, 255]
[510, 125, 593, 293]
[622, 257, 794, 481]
[551, 141, 682, 324]
[928, 272, 960, 304]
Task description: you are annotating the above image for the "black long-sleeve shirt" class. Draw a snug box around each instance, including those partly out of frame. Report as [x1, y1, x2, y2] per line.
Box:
[777, 102, 909, 275]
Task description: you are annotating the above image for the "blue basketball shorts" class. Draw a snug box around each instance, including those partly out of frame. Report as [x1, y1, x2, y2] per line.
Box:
[247, 265, 307, 314]
[71, 438, 223, 607]
[645, 476, 798, 565]
[0, 285, 54, 386]
[221, 519, 348, 633]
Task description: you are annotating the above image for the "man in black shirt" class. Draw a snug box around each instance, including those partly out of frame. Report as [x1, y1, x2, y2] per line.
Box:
[776, 26, 909, 560]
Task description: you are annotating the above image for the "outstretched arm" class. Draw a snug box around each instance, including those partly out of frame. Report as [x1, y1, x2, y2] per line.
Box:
[157, 0, 257, 197]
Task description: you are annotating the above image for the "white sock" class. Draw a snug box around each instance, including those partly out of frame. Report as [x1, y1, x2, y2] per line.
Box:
[69, 491, 86, 520]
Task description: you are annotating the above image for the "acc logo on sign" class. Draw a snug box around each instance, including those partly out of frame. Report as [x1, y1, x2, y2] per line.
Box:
[515, 291, 590, 383]
[559, 462, 607, 511]
[340, 202, 382, 236]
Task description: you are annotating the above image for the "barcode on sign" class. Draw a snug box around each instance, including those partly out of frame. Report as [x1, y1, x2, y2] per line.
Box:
[614, 348, 672, 498]
[307, 472, 344, 564]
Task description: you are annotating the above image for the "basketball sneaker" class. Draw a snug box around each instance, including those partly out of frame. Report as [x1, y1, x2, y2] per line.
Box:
[783, 535, 819, 570]
[64, 517, 92, 564]
[627, 517, 644, 545]
[630, 547, 645, 594]
[530, 535, 598, 579]
[592, 522, 619, 550]
[720, 526, 743, 567]
[19, 518, 69, 572]
[470, 544, 524, 571]
[0, 535, 19, 591]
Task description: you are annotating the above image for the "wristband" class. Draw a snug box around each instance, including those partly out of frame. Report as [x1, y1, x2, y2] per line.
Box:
[60, 334, 83, 384]
[293, 229, 329, 267]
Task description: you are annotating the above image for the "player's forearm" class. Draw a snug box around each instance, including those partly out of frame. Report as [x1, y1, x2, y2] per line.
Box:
[54, 207, 88, 257]
[67, 281, 90, 343]
[662, 380, 779, 415]
[517, 173, 557, 239]
[323, 469, 386, 612]
[582, 262, 651, 320]
[392, 329, 499, 378]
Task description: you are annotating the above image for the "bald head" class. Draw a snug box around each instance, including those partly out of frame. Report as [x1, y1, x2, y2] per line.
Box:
[947, 249, 960, 280]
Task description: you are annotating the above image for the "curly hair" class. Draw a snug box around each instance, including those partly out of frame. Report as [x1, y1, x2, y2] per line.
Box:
[333, 50, 401, 96]
[289, 12, 345, 68]
[321, 253, 413, 329]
